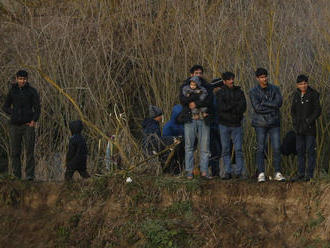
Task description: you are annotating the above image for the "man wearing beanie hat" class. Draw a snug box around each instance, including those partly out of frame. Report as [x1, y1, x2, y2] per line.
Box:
[149, 105, 163, 119]
[142, 105, 164, 154]
[291, 74, 321, 181]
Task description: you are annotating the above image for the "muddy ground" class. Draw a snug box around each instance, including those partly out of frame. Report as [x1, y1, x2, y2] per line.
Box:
[0, 176, 330, 248]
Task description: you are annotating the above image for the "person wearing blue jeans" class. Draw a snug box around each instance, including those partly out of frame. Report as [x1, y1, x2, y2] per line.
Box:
[291, 75, 321, 181]
[184, 120, 210, 177]
[179, 65, 213, 179]
[255, 126, 281, 175]
[249, 68, 285, 182]
[216, 72, 246, 179]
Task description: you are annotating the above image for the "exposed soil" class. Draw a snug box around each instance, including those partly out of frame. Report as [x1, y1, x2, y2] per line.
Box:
[0, 176, 330, 248]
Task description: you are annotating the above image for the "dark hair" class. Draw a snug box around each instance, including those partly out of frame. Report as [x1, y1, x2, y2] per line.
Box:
[255, 68, 268, 77]
[296, 74, 308, 83]
[189, 65, 204, 74]
[222, 71, 235, 80]
[16, 70, 28, 78]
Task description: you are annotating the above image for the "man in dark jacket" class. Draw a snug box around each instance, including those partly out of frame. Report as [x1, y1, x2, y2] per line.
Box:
[65, 120, 90, 181]
[2, 70, 41, 180]
[249, 68, 285, 182]
[179, 65, 213, 179]
[291, 74, 321, 181]
[216, 72, 246, 179]
[142, 105, 164, 154]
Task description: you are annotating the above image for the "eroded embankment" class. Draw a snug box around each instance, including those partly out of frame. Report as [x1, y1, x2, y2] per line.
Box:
[0, 176, 330, 248]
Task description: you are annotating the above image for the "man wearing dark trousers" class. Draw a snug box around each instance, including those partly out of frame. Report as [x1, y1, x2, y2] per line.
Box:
[249, 68, 285, 183]
[291, 74, 321, 181]
[2, 70, 41, 180]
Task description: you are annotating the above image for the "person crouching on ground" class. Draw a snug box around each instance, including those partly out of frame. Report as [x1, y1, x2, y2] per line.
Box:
[142, 105, 164, 154]
[65, 120, 90, 181]
[291, 74, 321, 181]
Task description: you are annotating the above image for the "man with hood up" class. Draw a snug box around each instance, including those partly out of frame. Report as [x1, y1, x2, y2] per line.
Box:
[65, 120, 90, 181]
[163, 104, 184, 174]
[162, 104, 184, 137]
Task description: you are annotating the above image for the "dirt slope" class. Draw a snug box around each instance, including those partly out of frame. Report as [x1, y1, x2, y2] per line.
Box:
[1, 176, 330, 248]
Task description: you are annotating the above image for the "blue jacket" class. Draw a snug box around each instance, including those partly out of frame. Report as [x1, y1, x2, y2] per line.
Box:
[249, 83, 282, 127]
[163, 104, 184, 137]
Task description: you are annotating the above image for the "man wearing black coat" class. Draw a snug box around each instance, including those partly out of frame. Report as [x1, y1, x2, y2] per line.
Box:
[216, 72, 247, 179]
[2, 70, 40, 180]
[291, 74, 321, 181]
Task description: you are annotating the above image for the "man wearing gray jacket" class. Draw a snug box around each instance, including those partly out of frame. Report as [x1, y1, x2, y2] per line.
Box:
[249, 68, 285, 183]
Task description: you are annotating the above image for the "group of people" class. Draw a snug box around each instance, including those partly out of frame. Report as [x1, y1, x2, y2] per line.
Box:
[1, 66, 322, 183]
[2, 70, 89, 181]
[142, 65, 321, 182]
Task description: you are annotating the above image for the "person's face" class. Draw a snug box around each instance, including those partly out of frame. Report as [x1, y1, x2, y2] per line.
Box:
[256, 74, 268, 87]
[296, 81, 308, 93]
[16, 76, 27, 88]
[154, 115, 163, 122]
[190, 81, 197, 90]
[191, 69, 203, 77]
[223, 78, 234, 88]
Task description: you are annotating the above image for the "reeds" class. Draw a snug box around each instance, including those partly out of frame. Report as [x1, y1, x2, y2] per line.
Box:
[0, 0, 329, 180]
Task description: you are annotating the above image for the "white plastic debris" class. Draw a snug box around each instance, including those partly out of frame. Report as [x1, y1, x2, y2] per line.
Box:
[126, 177, 132, 183]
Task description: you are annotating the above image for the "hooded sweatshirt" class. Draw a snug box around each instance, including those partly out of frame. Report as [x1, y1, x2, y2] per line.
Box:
[66, 120, 88, 170]
[163, 104, 184, 137]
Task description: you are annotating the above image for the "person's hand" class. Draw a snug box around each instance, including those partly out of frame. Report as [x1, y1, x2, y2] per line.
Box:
[189, 102, 196, 109]
[213, 87, 221, 94]
[27, 121, 36, 127]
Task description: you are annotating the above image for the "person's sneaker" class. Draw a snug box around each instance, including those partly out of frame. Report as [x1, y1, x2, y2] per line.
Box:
[274, 172, 285, 182]
[222, 173, 232, 180]
[257, 172, 266, 183]
[233, 173, 242, 179]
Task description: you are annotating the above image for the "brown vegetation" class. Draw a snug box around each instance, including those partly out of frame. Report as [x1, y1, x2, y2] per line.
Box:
[0, 0, 329, 180]
[1, 176, 330, 247]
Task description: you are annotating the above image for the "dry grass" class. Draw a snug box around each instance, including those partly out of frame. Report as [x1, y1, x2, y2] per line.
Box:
[0, 0, 329, 180]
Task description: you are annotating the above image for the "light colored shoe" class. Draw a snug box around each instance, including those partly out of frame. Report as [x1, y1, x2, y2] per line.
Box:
[258, 172, 266, 183]
[274, 172, 285, 182]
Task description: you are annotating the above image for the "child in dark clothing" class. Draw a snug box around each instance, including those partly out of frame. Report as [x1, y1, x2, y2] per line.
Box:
[182, 76, 208, 119]
[65, 120, 90, 181]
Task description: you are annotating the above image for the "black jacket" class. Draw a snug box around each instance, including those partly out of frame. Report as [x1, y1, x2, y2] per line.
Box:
[291, 87, 321, 136]
[178, 77, 214, 124]
[216, 85, 246, 127]
[66, 120, 88, 170]
[2, 83, 41, 125]
[249, 83, 282, 127]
